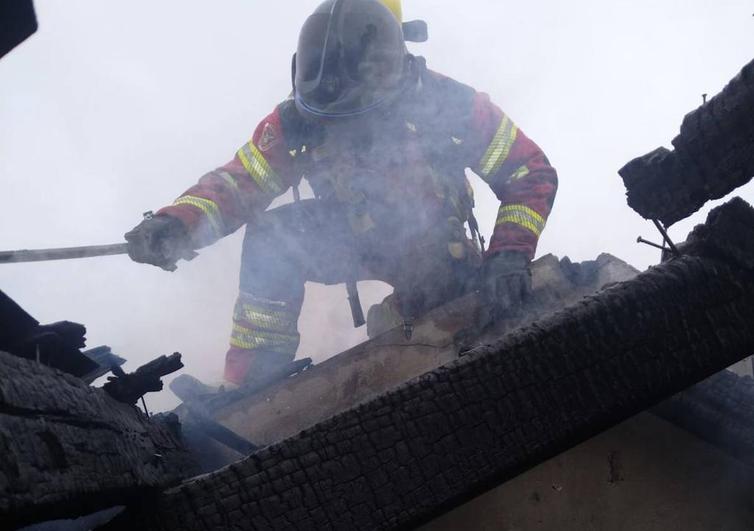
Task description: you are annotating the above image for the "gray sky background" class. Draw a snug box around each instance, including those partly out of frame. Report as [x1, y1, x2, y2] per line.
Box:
[1, 1, 752, 411]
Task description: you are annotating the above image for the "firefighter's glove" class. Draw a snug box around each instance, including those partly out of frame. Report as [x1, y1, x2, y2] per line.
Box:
[481, 251, 532, 323]
[124, 215, 193, 272]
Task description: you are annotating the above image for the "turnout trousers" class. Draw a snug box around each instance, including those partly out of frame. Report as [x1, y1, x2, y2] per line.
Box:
[224, 199, 480, 384]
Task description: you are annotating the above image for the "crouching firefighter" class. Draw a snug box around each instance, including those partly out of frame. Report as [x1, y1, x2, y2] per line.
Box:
[125, 0, 558, 385]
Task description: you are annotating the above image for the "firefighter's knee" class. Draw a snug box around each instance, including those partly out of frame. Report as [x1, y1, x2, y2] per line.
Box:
[239, 225, 306, 301]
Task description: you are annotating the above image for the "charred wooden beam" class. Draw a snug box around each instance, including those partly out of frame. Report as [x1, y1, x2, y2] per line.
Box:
[0, 290, 98, 377]
[169, 358, 313, 414]
[80, 345, 127, 385]
[181, 407, 258, 456]
[0, 0, 37, 60]
[115, 197, 754, 530]
[103, 353, 183, 405]
[655, 369, 754, 468]
[620, 57, 754, 226]
[202, 358, 313, 413]
[0, 351, 197, 529]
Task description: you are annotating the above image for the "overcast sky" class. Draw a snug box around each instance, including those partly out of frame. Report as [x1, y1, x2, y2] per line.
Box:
[1, 1, 752, 411]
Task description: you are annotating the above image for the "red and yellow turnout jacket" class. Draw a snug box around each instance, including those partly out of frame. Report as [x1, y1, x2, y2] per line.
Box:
[159, 63, 558, 261]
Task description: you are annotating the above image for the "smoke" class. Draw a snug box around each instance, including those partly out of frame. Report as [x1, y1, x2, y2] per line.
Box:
[1, 0, 753, 412]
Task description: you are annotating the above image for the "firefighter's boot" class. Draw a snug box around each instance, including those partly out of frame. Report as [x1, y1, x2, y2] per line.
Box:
[225, 347, 295, 388]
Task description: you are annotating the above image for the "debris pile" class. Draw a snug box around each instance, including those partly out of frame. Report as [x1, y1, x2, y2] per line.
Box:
[620, 58, 754, 226]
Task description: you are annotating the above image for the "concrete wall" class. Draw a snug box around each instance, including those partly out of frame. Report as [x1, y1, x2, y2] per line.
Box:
[423, 413, 754, 531]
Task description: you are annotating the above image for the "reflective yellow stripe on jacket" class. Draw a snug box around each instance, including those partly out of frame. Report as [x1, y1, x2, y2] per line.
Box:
[480, 115, 518, 179]
[216, 170, 240, 192]
[173, 195, 224, 238]
[237, 141, 285, 196]
[496, 204, 546, 238]
[508, 165, 530, 182]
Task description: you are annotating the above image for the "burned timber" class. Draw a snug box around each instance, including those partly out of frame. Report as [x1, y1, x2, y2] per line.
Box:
[1, 56, 753, 530]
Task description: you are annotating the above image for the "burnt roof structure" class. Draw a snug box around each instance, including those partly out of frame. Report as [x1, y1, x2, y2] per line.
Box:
[620, 58, 754, 226]
[2, 55, 754, 531]
[110, 198, 754, 530]
[0, 351, 196, 530]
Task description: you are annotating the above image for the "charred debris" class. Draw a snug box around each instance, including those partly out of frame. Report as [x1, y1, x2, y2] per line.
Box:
[1, 57, 754, 529]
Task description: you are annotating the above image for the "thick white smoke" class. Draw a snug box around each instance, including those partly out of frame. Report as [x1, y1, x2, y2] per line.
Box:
[1, 1, 752, 411]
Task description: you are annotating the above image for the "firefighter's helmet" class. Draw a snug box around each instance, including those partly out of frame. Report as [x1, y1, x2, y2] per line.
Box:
[293, 0, 409, 119]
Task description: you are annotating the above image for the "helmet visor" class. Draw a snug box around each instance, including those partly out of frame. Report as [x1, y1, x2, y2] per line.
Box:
[295, 0, 406, 117]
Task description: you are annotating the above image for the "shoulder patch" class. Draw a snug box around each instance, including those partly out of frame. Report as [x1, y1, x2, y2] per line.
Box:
[258, 122, 279, 152]
[409, 67, 476, 138]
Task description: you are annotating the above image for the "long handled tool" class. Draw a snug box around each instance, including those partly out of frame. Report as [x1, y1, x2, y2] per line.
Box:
[0, 243, 129, 264]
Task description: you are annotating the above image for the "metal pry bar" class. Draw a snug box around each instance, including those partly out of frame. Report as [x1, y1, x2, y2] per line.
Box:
[0, 243, 129, 264]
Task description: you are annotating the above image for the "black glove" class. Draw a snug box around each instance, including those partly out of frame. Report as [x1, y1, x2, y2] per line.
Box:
[481, 250, 532, 322]
[124, 214, 193, 272]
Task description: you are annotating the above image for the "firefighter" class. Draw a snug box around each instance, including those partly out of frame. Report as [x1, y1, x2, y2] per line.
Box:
[125, 0, 558, 385]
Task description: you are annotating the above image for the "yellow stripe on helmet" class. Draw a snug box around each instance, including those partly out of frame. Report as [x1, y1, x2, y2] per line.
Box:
[379, 0, 402, 22]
